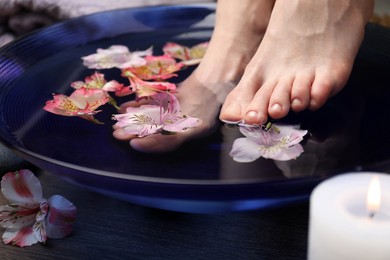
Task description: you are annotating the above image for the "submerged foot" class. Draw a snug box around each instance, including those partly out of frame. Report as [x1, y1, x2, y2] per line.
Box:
[112, 0, 274, 152]
[113, 75, 233, 152]
[220, 0, 374, 125]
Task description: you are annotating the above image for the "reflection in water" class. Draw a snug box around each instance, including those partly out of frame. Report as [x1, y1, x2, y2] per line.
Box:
[219, 75, 365, 181]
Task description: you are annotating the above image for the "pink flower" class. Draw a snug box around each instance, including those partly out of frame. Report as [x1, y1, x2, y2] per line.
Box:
[162, 42, 209, 66]
[0, 170, 76, 247]
[113, 92, 200, 137]
[122, 55, 184, 81]
[82, 45, 153, 69]
[43, 88, 110, 124]
[131, 76, 177, 99]
[71, 72, 124, 92]
[113, 78, 176, 99]
[230, 124, 308, 162]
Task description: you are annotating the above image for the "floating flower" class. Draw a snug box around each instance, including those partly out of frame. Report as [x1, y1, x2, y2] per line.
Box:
[129, 76, 177, 99]
[113, 92, 200, 137]
[163, 42, 209, 66]
[71, 72, 124, 92]
[44, 88, 110, 124]
[82, 45, 153, 69]
[122, 55, 183, 81]
[71, 72, 124, 109]
[113, 77, 176, 98]
[230, 124, 308, 162]
[0, 169, 76, 247]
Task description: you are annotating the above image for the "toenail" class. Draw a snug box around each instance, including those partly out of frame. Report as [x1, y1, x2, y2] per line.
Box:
[292, 98, 302, 108]
[270, 103, 282, 113]
[246, 110, 258, 119]
[310, 100, 317, 108]
[131, 137, 158, 150]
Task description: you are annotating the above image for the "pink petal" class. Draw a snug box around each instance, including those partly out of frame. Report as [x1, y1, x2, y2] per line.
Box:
[163, 42, 208, 64]
[181, 59, 202, 66]
[102, 80, 124, 92]
[272, 144, 304, 161]
[46, 195, 77, 239]
[132, 46, 153, 57]
[258, 145, 283, 160]
[0, 204, 39, 229]
[115, 86, 133, 97]
[162, 42, 188, 60]
[271, 124, 307, 142]
[68, 88, 110, 111]
[70, 81, 86, 89]
[162, 117, 200, 133]
[118, 56, 147, 69]
[82, 45, 152, 69]
[239, 126, 272, 145]
[1, 169, 43, 204]
[113, 105, 163, 137]
[2, 226, 39, 247]
[230, 137, 262, 163]
[43, 94, 77, 116]
[33, 221, 47, 243]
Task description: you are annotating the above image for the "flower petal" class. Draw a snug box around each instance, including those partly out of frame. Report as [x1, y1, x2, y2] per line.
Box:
[162, 117, 201, 133]
[271, 124, 308, 143]
[2, 226, 39, 247]
[46, 195, 77, 239]
[113, 105, 163, 137]
[239, 126, 272, 145]
[0, 204, 39, 229]
[82, 45, 152, 69]
[272, 144, 305, 161]
[258, 145, 283, 160]
[102, 80, 124, 92]
[33, 221, 47, 243]
[230, 137, 262, 163]
[1, 169, 43, 204]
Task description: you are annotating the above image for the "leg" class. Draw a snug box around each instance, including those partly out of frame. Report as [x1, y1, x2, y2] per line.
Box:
[113, 0, 275, 152]
[220, 0, 374, 125]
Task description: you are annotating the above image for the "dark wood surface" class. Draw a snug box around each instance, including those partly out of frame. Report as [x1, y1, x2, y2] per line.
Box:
[0, 169, 309, 260]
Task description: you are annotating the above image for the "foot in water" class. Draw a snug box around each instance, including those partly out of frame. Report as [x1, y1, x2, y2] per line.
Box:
[113, 0, 275, 152]
[220, 0, 374, 125]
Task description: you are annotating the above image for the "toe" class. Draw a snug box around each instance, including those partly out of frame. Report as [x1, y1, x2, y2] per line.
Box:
[242, 81, 275, 125]
[309, 72, 334, 110]
[113, 128, 137, 141]
[220, 86, 253, 124]
[290, 73, 313, 112]
[268, 78, 293, 119]
[130, 134, 185, 153]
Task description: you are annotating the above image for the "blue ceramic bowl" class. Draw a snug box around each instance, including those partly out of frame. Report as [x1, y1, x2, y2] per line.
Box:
[0, 5, 390, 213]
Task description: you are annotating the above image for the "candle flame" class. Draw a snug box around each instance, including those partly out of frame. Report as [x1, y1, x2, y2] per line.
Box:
[366, 176, 381, 216]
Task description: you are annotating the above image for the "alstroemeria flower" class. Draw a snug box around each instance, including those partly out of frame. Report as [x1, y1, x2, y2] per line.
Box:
[82, 45, 153, 69]
[71, 72, 124, 92]
[113, 92, 200, 137]
[71, 72, 124, 110]
[162, 42, 209, 66]
[44, 88, 110, 124]
[122, 55, 184, 81]
[230, 124, 308, 162]
[0, 170, 76, 247]
[128, 76, 177, 99]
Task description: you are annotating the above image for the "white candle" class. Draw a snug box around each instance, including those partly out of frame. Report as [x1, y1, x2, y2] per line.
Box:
[308, 172, 390, 260]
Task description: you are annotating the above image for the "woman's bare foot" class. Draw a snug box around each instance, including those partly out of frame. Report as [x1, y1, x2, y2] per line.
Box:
[220, 0, 374, 125]
[112, 0, 275, 152]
